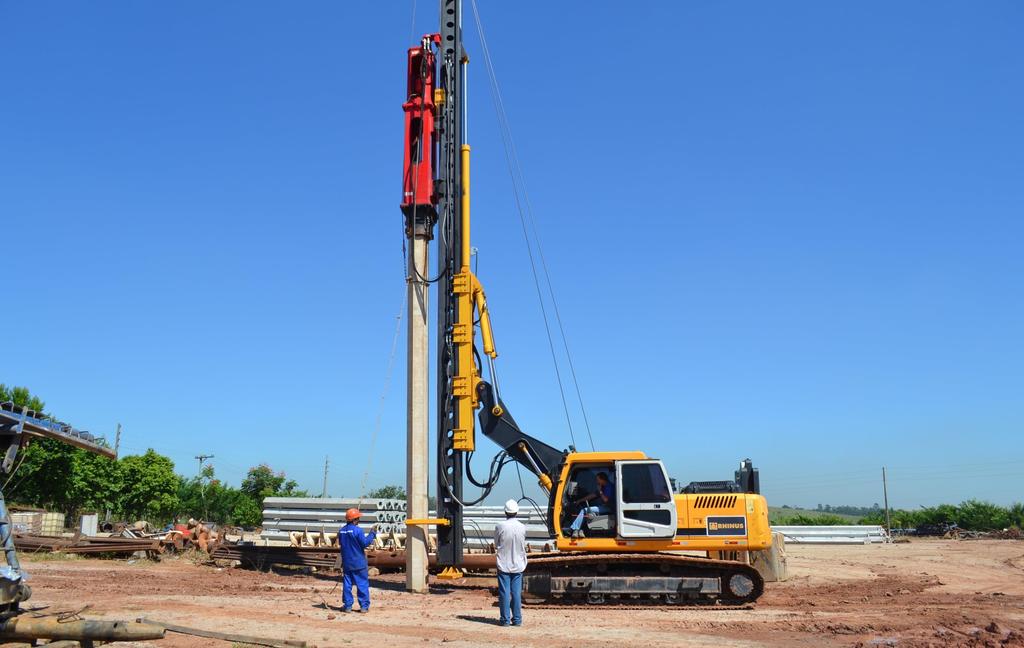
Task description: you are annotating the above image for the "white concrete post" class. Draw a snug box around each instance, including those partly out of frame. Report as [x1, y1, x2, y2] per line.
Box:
[405, 233, 430, 593]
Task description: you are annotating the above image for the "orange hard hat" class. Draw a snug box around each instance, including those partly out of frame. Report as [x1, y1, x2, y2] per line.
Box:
[345, 508, 361, 522]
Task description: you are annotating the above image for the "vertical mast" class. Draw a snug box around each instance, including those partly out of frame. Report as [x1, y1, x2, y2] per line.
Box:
[435, 0, 465, 568]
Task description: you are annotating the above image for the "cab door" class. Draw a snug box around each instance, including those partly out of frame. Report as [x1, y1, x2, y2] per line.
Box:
[615, 460, 677, 538]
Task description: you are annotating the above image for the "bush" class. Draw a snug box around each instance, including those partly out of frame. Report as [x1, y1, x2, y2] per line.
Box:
[858, 500, 1022, 531]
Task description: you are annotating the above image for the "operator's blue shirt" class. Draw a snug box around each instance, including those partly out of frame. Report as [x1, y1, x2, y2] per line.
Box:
[338, 522, 377, 572]
[599, 482, 614, 507]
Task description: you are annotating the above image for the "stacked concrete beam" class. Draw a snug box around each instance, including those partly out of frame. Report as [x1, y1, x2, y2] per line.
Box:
[451, 505, 556, 551]
[771, 525, 888, 544]
[259, 499, 560, 549]
[260, 497, 407, 542]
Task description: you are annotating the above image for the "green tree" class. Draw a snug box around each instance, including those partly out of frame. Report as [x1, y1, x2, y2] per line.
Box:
[366, 484, 406, 500]
[240, 464, 307, 500]
[116, 450, 180, 522]
[69, 446, 120, 515]
[955, 500, 1011, 531]
[0, 384, 46, 414]
[176, 464, 257, 526]
[1008, 503, 1024, 529]
[231, 496, 262, 528]
[235, 464, 308, 527]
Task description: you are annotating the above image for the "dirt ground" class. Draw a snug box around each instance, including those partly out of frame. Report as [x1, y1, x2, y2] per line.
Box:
[15, 539, 1024, 647]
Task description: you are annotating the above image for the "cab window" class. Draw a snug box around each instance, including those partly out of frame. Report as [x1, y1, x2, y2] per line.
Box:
[620, 463, 672, 504]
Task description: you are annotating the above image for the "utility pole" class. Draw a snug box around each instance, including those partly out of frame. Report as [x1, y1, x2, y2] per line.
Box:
[882, 466, 891, 535]
[106, 423, 123, 522]
[195, 454, 214, 522]
[321, 456, 329, 498]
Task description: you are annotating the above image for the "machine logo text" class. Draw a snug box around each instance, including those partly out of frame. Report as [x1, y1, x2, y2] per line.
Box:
[706, 516, 747, 536]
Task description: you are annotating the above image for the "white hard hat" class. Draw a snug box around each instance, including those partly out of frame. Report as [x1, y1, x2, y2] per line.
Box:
[504, 499, 520, 515]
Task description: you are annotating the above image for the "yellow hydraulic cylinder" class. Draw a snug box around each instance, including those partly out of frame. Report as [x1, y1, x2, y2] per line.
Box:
[453, 144, 476, 451]
[460, 145, 471, 273]
[471, 274, 497, 359]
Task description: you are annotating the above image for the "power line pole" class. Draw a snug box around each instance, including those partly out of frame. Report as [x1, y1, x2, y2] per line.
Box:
[106, 423, 123, 522]
[882, 466, 891, 535]
[195, 454, 214, 521]
[321, 456, 329, 498]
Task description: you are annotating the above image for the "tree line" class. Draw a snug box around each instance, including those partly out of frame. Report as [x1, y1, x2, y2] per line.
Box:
[775, 500, 1024, 531]
[859, 500, 1024, 531]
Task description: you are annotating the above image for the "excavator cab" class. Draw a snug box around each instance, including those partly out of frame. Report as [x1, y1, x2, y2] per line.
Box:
[555, 454, 677, 540]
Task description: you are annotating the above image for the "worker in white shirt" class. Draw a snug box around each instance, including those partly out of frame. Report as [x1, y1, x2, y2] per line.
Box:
[494, 499, 527, 626]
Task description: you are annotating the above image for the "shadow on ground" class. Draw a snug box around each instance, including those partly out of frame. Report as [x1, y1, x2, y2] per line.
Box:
[457, 614, 506, 626]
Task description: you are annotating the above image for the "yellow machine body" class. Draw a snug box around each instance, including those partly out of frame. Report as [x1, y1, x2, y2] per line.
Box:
[550, 452, 772, 553]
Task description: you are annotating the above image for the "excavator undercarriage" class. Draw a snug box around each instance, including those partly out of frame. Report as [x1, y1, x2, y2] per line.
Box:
[522, 553, 764, 606]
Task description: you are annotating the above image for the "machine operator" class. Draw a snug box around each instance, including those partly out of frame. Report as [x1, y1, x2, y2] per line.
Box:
[568, 471, 614, 538]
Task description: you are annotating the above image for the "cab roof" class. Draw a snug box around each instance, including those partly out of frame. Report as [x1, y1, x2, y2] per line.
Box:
[565, 451, 649, 462]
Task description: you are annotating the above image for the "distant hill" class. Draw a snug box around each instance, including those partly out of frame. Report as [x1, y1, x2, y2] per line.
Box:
[768, 506, 862, 525]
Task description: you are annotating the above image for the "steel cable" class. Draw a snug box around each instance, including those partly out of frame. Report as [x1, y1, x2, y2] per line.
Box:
[468, 0, 595, 451]
[358, 292, 406, 504]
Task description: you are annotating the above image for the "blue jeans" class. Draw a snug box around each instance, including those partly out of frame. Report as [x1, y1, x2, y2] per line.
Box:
[497, 571, 522, 625]
[342, 568, 370, 611]
[570, 505, 609, 531]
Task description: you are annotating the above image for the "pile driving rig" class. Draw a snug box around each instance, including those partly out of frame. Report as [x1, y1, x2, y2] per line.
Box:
[400, 0, 772, 604]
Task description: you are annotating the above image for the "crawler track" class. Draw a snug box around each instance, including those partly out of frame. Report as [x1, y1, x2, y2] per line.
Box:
[521, 552, 764, 606]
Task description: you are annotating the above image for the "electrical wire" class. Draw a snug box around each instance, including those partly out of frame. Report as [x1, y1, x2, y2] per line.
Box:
[468, 0, 595, 451]
[468, 0, 581, 450]
[1, 451, 28, 490]
[357, 292, 406, 503]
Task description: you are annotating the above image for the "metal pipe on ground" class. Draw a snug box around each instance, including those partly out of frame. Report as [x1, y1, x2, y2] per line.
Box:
[0, 618, 165, 642]
[211, 545, 496, 570]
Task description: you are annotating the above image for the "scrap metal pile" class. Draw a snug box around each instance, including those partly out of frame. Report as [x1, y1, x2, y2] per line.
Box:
[14, 520, 221, 558]
[15, 533, 163, 558]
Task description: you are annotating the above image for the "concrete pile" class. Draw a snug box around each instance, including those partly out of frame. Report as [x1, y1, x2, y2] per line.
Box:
[771, 525, 888, 544]
[452, 505, 555, 552]
[260, 497, 407, 543]
[259, 499, 557, 551]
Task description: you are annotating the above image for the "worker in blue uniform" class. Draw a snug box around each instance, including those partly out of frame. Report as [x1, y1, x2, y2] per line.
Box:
[338, 507, 378, 612]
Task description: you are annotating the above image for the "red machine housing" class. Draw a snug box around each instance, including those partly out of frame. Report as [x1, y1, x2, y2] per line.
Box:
[401, 36, 439, 220]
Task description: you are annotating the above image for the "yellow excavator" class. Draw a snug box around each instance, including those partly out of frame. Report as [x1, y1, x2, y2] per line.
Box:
[400, 0, 772, 604]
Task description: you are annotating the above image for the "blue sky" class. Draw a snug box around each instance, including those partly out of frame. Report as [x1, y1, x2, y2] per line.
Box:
[2, 2, 1021, 509]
